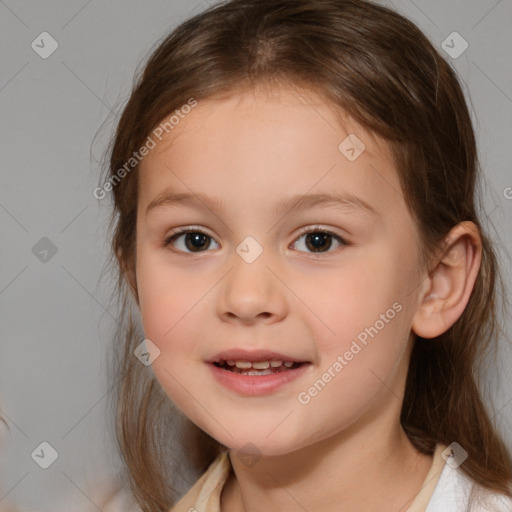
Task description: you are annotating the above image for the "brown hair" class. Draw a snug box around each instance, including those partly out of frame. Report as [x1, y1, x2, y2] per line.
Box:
[98, 0, 512, 509]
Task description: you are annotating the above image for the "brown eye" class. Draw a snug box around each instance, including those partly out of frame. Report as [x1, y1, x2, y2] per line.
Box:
[165, 230, 219, 253]
[292, 229, 347, 254]
[164, 227, 347, 255]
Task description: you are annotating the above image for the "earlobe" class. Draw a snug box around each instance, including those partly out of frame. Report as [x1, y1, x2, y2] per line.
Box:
[411, 221, 482, 339]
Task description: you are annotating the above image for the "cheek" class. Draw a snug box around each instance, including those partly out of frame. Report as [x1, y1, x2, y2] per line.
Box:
[137, 263, 202, 410]
[295, 333, 409, 442]
[135, 250, 212, 393]
[136, 249, 203, 341]
[306, 250, 412, 347]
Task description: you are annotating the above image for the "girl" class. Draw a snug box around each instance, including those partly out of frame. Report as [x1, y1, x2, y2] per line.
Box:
[100, 0, 512, 510]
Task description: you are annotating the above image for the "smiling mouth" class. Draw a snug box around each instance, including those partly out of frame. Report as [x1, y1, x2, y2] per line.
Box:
[213, 360, 304, 376]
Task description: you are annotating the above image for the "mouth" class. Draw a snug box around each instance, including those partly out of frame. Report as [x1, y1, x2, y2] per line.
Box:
[212, 359, 304, 376]
[208, 357, 311, 396]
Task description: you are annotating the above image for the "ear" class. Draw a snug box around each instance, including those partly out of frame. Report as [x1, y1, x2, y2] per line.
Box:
[411, 221, 482, 339]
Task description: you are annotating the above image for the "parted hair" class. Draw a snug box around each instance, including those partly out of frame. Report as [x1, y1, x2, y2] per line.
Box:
[98, 0, 512, 510]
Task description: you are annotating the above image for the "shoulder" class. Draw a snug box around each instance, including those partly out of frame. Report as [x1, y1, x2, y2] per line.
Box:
[426, 461, 512, 512]
[469, 485, 512, 512]
[169, 450, 231, 512]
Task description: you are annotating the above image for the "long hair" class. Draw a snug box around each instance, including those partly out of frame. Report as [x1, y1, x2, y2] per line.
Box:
[98, 0, 512, 509]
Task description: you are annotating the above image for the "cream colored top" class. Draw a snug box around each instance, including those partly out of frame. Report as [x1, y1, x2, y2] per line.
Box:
[169, 444, 451, 512]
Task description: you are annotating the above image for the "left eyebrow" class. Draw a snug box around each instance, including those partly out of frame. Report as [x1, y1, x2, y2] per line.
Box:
[145, 190, 379, 218]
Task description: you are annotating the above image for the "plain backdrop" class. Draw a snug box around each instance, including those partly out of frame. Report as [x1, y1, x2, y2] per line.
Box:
[1, 0, 511, 510]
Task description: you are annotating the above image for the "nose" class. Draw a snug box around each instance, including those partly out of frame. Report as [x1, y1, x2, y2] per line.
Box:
[216, 252, 287, 325]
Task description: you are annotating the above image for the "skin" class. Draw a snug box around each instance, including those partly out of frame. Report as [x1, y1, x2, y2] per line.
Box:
[134, 83, 482, 511]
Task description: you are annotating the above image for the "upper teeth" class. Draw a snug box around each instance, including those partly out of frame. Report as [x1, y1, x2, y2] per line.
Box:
[224, 360, 295, 369]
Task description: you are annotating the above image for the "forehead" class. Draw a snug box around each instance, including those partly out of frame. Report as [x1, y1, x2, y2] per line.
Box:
[137, 85, 404, 221]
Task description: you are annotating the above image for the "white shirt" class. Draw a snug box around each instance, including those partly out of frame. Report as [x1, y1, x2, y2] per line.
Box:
[425, 460, 512, 511]
[169, 443, 512, 512]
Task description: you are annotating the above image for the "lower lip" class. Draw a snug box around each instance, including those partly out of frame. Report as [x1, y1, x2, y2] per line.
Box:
[208, 362, 311, 396]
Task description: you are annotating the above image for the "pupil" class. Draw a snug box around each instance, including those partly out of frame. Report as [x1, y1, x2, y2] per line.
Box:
[306, 232, 331, 252]
[185, 233, 209, 252]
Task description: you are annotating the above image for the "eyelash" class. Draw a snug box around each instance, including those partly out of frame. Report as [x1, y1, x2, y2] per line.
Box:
[163, 225, 349, 255]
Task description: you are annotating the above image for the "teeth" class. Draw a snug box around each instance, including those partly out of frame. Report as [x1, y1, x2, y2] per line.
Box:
[222, 359, 296, 369]
[234, 361, 252, 369]
[244, 370, 274, 376]
[252, 361, 270, 369]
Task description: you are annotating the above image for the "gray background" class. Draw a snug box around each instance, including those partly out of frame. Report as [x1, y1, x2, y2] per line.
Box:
[1, 0, 511, 510]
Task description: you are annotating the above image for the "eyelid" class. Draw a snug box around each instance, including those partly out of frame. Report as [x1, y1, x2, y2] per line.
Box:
[295, 224, 345, 238]
[166, 225, 212, 237]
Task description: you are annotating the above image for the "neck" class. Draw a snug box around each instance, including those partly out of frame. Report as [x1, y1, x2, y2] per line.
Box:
[222, 399, 433, 512]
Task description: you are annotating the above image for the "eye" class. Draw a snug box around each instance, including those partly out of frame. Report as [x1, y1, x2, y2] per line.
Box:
[164, 225, 348, 254]
[292, 226, 348, 254]
[164, 227, 219, 253]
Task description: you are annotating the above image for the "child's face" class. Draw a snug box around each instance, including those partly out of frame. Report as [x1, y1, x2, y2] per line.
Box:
[135, 85, 426, 455]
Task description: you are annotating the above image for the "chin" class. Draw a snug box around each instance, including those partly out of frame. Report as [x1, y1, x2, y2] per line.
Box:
[208, 427, 311, 458]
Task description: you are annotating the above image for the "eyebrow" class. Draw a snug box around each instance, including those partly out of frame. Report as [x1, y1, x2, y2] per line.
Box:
[145, 190, 379, 218]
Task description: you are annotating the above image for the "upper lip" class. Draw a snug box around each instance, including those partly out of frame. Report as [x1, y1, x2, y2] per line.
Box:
[207, 349, 309, 363]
